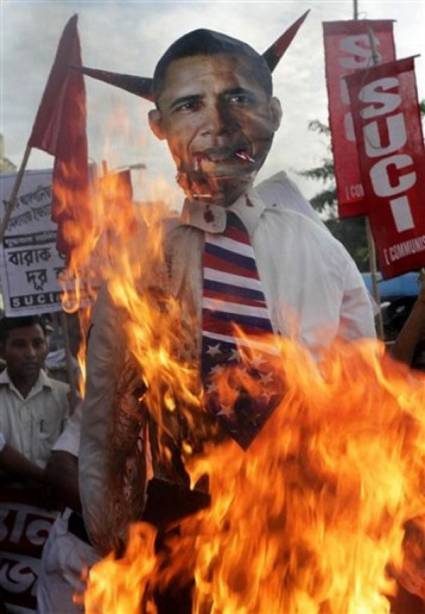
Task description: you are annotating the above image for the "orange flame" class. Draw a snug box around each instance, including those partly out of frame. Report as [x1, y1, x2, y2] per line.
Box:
[83, 335, 425, 612]
[54, 146, 425, 612]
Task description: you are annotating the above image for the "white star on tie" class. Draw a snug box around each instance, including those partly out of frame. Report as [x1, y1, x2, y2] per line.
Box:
[261, 390, 273, 402]
[251, 355, 266, 369]
[229, 348, 240, 361]
[217, 403, 235, 418]
[259, 372, 274, 386]
[206, 382, 218, 394]
[210, 364, 225, 376]
[206, 343, 221, 357]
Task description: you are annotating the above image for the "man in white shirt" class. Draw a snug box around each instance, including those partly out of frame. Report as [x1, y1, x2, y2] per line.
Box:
[37, 405, 99, 614]
[0, 316, 69, 481]
[79, 24, 375, 552]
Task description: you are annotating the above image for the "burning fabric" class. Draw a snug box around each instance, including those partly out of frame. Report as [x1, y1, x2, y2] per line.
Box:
[82, 338, 425, 613]
[66, 11, 412, 614]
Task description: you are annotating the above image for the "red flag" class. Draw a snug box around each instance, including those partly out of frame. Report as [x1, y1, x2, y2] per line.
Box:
[346, 57, 425, 279]
[28, 14, 90, 256]
[323, 20, 396, 218]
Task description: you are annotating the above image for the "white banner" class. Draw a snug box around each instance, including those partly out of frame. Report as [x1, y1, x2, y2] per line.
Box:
[0, 170, 65, 316]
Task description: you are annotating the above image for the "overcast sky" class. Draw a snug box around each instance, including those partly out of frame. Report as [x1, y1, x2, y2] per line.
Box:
[1, 0, 424, 205]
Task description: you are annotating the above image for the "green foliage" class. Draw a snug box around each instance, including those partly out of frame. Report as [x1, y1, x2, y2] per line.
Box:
[326, 217, 369, 272]
[299, 102, 425, 271]
[299, 160, 335, 188]
[310, 188, 337, 212]
[306, 120, 331, 136]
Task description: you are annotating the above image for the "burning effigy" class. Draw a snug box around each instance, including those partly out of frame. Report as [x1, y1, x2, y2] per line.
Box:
[59, 168, 425, 612]
[24, 10, 425, 614]
[81, 336, 425, 613]
[75, 143, 425, 609]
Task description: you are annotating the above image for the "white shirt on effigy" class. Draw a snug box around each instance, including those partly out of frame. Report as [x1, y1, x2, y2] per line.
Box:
[0, 368, 69, 468]
[170, 180, 376, 349]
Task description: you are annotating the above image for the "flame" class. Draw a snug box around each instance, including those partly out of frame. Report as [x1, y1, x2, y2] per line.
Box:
[83, 334, 425, 613]
[54, 143, 425, 612]
[58, 157, 208, 454]
[83, 523, 158, 614]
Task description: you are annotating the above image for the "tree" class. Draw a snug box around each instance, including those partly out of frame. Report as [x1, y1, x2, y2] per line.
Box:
[300, 104, 425, 272]
[298, 120, 369, 271]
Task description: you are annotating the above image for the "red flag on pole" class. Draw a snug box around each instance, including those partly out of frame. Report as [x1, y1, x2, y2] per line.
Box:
[28, 14, 90, 256]
[323, 20, 396, 219]
[346, 57, 425, 279]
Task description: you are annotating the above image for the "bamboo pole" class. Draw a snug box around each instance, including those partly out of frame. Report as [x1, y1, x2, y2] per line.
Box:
[364, 27, 385, 339]
[351, 2, 385, 339]
[60, 310, 79, 411]
[365, 220, 385, 338]
[0, 144, 32, 242]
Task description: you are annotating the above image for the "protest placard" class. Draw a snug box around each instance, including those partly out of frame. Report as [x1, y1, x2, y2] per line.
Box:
[323, 20, 396, 218]
[0, 169, 66, 316]
[346, 57, 425, 278]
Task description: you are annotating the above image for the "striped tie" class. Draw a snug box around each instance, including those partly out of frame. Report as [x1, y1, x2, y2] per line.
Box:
[201, 211, 282, 449]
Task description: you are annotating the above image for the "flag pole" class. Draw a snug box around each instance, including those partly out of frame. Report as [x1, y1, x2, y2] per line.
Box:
[0, 144, 32, 243]
[365, 27, 385, 339]
[352, 0, 384, 339]
[61, 310, 79, 411]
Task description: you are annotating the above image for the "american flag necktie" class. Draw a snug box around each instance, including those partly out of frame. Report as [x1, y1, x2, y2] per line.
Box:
[201, 210, 282, 449]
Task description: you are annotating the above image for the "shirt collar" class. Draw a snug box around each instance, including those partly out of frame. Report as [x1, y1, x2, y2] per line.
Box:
[0, 368, 53, 394]
[180, 186, 267, 237]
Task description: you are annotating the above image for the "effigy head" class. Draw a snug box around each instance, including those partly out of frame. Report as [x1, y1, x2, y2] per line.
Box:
[79, 12, 309, 204]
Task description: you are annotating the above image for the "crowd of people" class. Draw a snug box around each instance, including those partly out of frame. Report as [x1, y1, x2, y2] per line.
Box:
[1, 15, 425, 614]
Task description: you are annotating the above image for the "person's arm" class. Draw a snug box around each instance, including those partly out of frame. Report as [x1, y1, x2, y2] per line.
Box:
[391, 284, 425, 366]
[0, 440, 45, 484]
[45, 450, 81, 512]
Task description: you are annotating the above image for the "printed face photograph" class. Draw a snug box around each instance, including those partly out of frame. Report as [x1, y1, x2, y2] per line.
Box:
[149, 53, 282, 205]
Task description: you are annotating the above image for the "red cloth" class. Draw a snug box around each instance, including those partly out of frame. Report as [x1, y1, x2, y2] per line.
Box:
[28, 14, 90, 256]
[346, 57, 425, 278]
[323, 20, 395, 218]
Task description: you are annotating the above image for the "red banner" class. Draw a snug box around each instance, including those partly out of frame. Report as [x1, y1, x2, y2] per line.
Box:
[323, 20, 395, 218]
[346, 57, 425, 279]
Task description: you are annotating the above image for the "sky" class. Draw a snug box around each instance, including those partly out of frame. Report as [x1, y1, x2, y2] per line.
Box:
[1, 0, 424, 205]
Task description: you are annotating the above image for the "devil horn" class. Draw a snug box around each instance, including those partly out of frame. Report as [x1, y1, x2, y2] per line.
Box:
[262, 10, 310, 72]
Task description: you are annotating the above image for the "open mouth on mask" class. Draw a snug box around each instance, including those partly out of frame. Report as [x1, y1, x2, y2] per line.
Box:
[192, 146, 256, 171]
[177, 146, 257, 201]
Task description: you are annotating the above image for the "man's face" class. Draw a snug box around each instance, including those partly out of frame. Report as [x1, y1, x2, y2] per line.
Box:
[149, 53, 282, 206]
[1, 324, 47, 382]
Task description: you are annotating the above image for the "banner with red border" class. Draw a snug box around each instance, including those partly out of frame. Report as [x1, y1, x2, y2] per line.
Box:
[323, 20, 396, 218]
[346, 57, 425, 278]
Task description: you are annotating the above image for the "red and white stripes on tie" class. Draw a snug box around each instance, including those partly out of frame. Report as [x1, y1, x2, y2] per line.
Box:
[201, 211, 282, 449]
